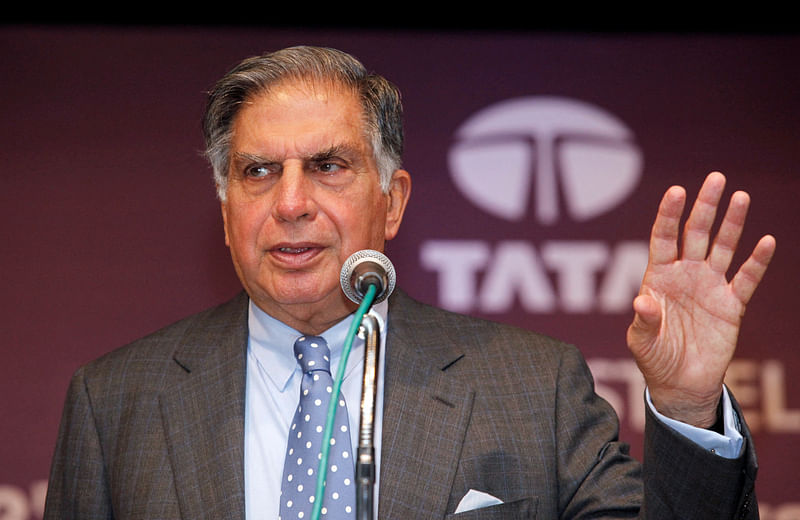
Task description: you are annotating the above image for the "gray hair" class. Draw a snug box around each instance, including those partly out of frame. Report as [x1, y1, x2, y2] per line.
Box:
[202, 45, 404, 201]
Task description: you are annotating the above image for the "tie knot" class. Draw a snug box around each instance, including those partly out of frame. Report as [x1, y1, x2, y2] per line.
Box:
[293, 335, 331, 373]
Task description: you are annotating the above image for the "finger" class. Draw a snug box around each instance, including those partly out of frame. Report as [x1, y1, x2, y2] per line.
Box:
[708, 190, 750, 275]
[731, 234, 777, 305]
[681, 172, 726, 262]
[648, 185, 686, 266]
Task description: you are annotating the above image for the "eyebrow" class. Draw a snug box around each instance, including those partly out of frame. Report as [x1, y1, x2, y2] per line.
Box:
[309, 145, 353, 163]
[232, 145, 356, 165]
[232, 152, 271, 164]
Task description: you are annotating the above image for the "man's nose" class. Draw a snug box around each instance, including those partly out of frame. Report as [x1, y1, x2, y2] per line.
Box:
[272, 165, 315, 222]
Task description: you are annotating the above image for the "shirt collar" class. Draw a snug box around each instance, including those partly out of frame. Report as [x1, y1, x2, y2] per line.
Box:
[247, 298, 389, 393]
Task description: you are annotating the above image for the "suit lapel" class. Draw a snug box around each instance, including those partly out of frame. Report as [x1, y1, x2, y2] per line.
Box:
[378, 291, 475, 518]
[159, 292, 249, 520]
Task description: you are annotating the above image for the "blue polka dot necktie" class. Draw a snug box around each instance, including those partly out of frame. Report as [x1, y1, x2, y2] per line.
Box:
[280, 335, 356, 519]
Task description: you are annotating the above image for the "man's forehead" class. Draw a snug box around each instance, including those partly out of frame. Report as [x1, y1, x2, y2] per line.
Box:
[231, 80, 373, 161]
[249, 77, 360, 109]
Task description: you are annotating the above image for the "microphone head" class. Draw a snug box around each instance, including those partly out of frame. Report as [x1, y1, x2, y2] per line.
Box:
[340, 249, 396, 305]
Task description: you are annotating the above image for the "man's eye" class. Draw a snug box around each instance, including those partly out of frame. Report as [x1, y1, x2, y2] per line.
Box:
[317, 162, 342, 174]
[245, 165, 273, 178]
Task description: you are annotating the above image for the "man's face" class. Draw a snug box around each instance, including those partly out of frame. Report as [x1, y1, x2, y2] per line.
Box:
[220, 80, 410, 334]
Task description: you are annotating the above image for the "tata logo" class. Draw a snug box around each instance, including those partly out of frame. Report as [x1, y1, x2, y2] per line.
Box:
[421, 96, 649, 315]
[448, 96, 643, 224]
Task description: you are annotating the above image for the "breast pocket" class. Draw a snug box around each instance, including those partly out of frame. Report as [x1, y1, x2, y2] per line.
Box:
[445, 497, 537, 519]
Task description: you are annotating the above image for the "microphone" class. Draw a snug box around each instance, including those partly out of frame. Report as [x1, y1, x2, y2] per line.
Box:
[339, 250, 393, 520]
[340, 249, 396, 305]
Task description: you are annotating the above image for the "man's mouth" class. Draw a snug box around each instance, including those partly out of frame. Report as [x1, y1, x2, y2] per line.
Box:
[269, 245, 324, 266]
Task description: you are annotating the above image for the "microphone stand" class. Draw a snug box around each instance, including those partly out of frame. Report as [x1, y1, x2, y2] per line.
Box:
[356, 312, 380, 520]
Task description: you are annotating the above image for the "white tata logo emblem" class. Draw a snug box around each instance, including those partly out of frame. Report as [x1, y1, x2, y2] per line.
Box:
[420, 96, 650, 315]
[447, 96, 643, 224]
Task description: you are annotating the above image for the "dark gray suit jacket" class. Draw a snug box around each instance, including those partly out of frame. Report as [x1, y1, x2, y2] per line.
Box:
[44, 290, 758, 519]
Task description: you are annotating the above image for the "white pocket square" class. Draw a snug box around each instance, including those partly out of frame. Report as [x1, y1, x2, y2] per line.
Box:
[454, 489, 504, 513]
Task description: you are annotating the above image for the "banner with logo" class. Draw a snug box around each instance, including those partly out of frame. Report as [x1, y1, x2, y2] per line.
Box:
[2, 27, 798, 518]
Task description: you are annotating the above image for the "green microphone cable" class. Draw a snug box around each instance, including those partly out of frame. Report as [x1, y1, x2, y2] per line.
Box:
[310, 283, 377, 520]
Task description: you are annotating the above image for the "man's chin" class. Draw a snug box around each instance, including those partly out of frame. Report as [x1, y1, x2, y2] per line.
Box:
[251, 282, 355, 318]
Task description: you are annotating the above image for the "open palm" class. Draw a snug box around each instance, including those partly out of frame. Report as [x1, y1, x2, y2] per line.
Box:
[626, 172, 776, 427]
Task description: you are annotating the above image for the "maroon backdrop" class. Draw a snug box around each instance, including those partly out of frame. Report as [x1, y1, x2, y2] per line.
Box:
[2, 27, 798, 518]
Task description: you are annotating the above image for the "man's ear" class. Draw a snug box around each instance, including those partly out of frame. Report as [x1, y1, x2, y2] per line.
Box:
[384, 169, 411, 241]
[220, 202, 231, 247]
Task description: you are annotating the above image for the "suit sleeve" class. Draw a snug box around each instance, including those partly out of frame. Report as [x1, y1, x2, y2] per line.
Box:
[641, 394, 759, 519]
[554, 345, 758, 519]
[554, 345, 642, 518]
[43, 366, 114, 520]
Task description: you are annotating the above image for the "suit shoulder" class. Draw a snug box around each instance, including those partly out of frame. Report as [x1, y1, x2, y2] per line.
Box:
[78, 291, 248, 380]
[389, 289, 578, 360]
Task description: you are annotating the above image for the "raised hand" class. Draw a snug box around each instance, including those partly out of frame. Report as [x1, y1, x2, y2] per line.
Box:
[626, 172, 776, 427]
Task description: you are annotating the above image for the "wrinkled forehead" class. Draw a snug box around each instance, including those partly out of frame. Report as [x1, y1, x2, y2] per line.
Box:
[237, 77, 375, 154]
[247, 76, 363, 114]
[248, 76, 366, 121]
[229, 78, 377, 168]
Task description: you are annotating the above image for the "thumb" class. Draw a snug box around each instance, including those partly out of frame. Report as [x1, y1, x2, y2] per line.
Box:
[627, 294, 663, 355]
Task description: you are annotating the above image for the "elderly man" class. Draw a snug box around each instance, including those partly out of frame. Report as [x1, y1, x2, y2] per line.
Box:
[44, 46, 775, 519]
